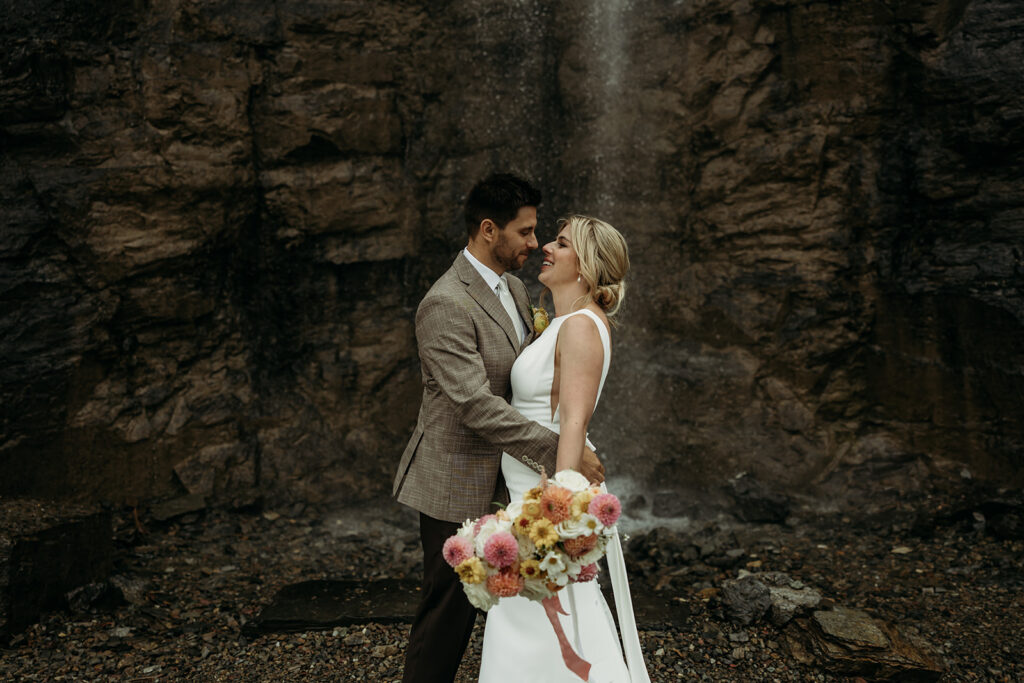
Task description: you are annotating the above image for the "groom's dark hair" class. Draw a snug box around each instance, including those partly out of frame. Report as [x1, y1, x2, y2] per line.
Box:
[465, 173, 542, 237]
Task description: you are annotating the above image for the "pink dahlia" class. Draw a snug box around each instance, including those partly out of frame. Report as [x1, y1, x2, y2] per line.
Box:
[486, 569, 524, 597]
[442, 535, 473, 568]
[473, 514, 496, 536]
[540, 486, 573, 525]
[562, 533, 598, 558]
[588, 493, 621, 527]
[483, 531, 519, 569]
[572, 563, 599, 583]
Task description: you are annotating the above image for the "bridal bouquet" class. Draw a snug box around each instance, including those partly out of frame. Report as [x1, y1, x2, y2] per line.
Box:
[443, 469, 622, 611]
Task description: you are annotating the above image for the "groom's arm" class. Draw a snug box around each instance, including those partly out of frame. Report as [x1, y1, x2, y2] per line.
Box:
[416, 292, 559, 475]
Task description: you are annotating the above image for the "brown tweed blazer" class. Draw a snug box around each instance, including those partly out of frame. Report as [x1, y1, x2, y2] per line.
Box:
[393, 252, 559, 523]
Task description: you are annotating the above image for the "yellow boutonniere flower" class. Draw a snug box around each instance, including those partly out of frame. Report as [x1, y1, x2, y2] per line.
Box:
[530, 304, 550, 335]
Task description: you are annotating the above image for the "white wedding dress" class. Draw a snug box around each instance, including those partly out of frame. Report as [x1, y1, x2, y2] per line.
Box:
[479, 308, 650, 683]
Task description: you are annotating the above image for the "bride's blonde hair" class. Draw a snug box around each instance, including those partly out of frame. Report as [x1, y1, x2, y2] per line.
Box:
[559, 214, 629, 319]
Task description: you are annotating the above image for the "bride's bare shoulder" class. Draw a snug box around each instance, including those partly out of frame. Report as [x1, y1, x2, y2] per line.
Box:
[557, 311, 607, 349]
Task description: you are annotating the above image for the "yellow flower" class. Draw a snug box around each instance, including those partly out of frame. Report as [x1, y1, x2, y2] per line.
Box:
[522, 501, 542, 518]
[531, 306, 550, 335]
[571, 491, 595, 517]
[524, 487, 544, 503]
[519, 558, 543, 579]
[455, 557, 486, 584]
[529, 518, 559, 549]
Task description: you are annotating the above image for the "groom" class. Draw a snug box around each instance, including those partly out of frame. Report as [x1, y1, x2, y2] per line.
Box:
[393, 173, 603, 682]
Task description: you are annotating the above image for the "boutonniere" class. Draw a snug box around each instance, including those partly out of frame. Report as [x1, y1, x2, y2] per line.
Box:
[529, 304, 550, 335]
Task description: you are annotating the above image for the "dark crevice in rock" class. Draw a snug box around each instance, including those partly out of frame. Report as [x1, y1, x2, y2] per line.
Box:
[283, 133, 345, 164]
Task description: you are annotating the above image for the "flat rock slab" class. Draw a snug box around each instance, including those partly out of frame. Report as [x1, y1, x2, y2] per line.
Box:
[1, 499, 113, 638]
[149, 494, 206, 522]
[251, 579, 691, 635]
[607, 587, 692, 630]
[788, 607, 944, 681]
[249, 579, 421, 634]
[813, 608, 890, 649]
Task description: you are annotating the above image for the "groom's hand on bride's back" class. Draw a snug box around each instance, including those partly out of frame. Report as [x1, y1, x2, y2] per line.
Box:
[581, 448, 605, 485]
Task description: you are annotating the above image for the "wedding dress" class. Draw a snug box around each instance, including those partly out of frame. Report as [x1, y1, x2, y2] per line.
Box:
[479, 308, 650, 683]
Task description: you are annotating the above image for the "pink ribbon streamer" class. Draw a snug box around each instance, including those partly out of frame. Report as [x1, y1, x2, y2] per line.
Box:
[542, 595, 592, 681]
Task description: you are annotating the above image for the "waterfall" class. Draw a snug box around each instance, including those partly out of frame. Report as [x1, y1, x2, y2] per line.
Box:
[577, 0, 635, 218]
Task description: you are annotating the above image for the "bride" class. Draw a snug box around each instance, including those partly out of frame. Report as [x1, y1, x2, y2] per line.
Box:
[478, 215, 650, 682]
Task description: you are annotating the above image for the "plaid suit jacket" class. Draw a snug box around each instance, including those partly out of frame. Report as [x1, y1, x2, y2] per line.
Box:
[393, 252, 559, 522]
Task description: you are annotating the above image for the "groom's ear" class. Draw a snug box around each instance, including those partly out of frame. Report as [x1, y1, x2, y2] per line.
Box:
[478, 218, 498, 243]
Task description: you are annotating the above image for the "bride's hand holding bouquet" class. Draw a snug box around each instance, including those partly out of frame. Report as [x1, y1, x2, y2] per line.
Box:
[443, 468, 621, 611]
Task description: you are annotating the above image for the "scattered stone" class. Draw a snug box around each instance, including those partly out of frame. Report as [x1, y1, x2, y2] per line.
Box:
[729, 630, 749, 643]
[719, 575, 771, 625]
[65, 581, 124, 614]
[720, 571, 822, 627]
[768, 585, 822, 626]
[149, 494, 207, 523]
[109, 575, 149, 606]
[727, 474, 791, 524]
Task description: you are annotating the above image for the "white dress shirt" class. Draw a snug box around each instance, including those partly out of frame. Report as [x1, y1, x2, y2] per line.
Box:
[463, 248, 526, 344]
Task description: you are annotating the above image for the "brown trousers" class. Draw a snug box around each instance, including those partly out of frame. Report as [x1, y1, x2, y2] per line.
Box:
[401, 513, 478, 683]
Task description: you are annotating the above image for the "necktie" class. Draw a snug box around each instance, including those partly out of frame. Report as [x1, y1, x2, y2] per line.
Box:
[496, 277, 525, 344]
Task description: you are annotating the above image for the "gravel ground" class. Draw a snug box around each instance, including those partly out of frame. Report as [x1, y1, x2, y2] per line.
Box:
[1, 483, 1021, 682]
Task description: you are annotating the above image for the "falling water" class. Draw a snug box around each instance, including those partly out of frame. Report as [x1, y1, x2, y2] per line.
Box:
[581, 0, 634, 217]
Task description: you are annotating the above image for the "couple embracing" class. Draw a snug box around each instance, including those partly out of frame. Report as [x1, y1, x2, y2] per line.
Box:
[392, 173, 650, 682]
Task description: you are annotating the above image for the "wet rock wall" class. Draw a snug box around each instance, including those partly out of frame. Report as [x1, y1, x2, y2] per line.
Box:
[1, 0, 1021, 510]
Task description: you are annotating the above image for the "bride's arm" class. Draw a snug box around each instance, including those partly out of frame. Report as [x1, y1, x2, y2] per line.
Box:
[554, 314, 605, 473]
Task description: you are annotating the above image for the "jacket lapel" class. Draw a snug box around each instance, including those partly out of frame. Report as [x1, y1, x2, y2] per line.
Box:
[511, 279, 536, 346]
[455, 253, 522, 354]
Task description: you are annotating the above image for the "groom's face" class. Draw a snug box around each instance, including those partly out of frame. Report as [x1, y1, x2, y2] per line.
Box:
[493, 206, 539, 272]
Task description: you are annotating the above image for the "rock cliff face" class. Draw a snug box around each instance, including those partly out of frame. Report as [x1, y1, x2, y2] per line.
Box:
[2, 0, 1021, 511]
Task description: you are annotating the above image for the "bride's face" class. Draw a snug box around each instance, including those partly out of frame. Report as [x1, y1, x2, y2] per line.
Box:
[538, 225, 579, 288]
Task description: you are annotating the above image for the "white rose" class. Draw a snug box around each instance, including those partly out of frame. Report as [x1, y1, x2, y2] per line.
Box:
[462, 581, 497, 611]
[564, 557, 583, 578]
[553, 469, 590, 492]
[577, 545, 604, 566]
[517, 532, 536, 558]
[520, 578, 555, 601]
[556, 516, 587, 539]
